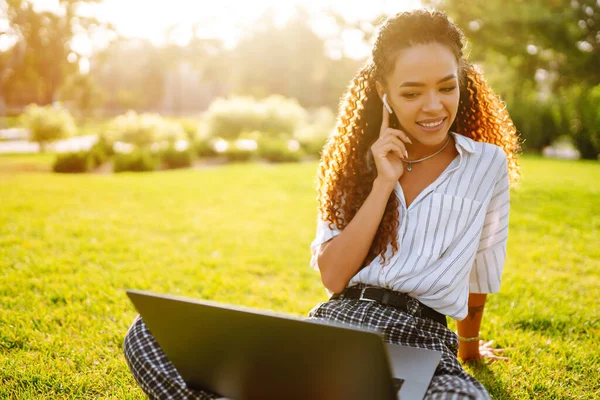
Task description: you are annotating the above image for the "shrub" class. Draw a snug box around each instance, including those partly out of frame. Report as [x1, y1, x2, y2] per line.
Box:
[505, 91, 561, 152]
[87, 146, 108, 168]
[257, 138, 304, 163]
[194, 138, 219, 158]
[204, 95, 307, 140]
[221, 139, 258, 162]
[113, 150, 159, 173]
[294, 107, 334, 157]
[21, 104, 77, 152]
[160, 146, 193, 169]
[298, 137, 327, 158]
[108, 111, 186, 149]
[179, 119, 200, 141]
[53, 152, 92, 173]
[85, 134, 113, 168]
[93, 133, 115, 157]
[553, 85, 600, 160]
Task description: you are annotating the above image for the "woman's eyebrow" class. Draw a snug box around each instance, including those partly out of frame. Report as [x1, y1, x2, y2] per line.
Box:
[398, 74, 457, 88]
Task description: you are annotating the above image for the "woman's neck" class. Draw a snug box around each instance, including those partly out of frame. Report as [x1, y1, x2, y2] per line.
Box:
[406, 133, 453, 160]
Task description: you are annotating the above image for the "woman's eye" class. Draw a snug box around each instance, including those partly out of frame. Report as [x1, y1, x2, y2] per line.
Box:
[440, 86, 457, 93]
[401, 92, 419, 99]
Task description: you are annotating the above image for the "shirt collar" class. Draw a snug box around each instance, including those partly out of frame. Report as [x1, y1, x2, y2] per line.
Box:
[450, 131, 477, 154]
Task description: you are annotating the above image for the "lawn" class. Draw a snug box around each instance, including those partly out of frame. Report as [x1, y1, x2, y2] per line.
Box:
[0, 155, 598, 399]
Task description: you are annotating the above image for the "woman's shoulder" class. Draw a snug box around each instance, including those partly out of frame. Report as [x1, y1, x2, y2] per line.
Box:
[457, 133, 508, 168]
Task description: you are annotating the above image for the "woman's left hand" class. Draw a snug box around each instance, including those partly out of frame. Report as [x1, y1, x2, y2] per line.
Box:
[459, 339, 510, 363]
[478, 340, 509, 363]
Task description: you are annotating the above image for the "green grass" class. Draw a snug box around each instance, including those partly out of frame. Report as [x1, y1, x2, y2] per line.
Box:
[0, 156, 598, 399]
[0, 153, 56, 173]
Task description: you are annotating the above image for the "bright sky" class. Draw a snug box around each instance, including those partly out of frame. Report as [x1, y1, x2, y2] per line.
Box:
[27, 0, 422, 59]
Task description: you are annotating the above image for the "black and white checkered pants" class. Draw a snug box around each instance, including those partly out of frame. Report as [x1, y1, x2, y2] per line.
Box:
[124, 296, 491, 400]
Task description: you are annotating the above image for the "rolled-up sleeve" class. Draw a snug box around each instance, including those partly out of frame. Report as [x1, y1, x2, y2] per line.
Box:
[309, 217, 343, 271]
[469, 153, 510, 293]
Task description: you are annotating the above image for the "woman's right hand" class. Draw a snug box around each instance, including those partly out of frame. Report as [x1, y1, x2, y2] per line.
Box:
[370, 103, 412, 185]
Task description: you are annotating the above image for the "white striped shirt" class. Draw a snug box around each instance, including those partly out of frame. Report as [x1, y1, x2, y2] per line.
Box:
[310, 131, 511, 320]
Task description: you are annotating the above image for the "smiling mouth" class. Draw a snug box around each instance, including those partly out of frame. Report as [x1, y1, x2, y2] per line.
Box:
[416, 118, 446, 128]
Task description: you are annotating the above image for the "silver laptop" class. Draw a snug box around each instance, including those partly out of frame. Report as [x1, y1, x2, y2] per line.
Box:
[126, 290, 441, 400]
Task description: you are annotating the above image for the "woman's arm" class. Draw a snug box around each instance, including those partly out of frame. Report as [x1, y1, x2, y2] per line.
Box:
[316, 177, 396, 294]
[456, 293, 487, 360]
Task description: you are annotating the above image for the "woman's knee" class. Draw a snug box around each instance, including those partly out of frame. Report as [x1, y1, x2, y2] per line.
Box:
[123, 315, 147, 365]
[425, 374, 490, 400]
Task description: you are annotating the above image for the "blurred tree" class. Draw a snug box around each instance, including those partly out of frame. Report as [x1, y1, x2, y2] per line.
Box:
[91, 38, 164, 111]
[231, 6, 363, 110]
[58, 73, 106, 119]
[0, 0, 109, 109]
[232, 8, 327, 107]
[426, 0, 600, 89]
[90, 28, 230, 114]
[21, 104, 77, 152]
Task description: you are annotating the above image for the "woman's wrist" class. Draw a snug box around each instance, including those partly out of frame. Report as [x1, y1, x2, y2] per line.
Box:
[458, 340, 480, 360]
[457, 333, 480, 342]
[373, 177, 397, 193]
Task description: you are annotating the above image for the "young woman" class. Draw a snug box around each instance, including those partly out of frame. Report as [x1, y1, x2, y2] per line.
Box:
[124, 9, 519, 400]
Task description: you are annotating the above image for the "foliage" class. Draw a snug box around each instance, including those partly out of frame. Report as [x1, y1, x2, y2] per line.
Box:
[159, 146, 194, 170]
[1, 0, 110, 107]
[505, 90, 561, 152]
[194, 138, 220, 158]
[553, 84, 600, 159]
[113, 150, 159, 173]
[108, 111, 186, 149]
[204, 95, 307, 140]
[222, 139, 257, 162]
[92, 133, 115, 158]
[294, 107, 335, 157]
[58, 74, 106, 119]
[257, 137, 304, 163]
[20, 104, 77, 151]
[429, 0, 600, 88]
[52, 151, 93, 173]
[178, 119, 201, 141]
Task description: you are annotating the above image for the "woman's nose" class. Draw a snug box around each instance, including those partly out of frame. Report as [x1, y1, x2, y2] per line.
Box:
[422, 92, 443, 112]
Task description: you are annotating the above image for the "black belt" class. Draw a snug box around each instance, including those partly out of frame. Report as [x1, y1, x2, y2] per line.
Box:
[330, 286, 447, 328]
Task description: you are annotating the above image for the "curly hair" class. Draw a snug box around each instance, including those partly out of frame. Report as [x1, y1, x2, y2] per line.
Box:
[316, 9, 520, 269]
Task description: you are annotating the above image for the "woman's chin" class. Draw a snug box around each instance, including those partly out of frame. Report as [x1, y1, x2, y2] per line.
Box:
[410, 129, 450, 147]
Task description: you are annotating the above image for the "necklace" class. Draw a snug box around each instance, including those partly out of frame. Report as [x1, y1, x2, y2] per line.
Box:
[403, 136, 452, 172]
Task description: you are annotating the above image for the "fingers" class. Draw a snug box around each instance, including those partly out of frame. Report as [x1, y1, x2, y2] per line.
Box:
[373, 136, 408, 159]
[380, 127, 413, 145]
[382, 135, 408, 156]
[375, 142, 405, 161]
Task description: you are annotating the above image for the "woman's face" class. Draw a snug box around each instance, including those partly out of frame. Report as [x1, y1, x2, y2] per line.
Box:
[376, 42, 460, 147]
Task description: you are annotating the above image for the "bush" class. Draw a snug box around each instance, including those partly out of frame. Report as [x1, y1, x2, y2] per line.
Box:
[85, 134, 114, 168]
[220, 139, 257, 162]
[21, 104, 77, 152]
[179, 119, 200, 141]
[87, 146, 108, 168]
[194, 138, 219, 158]
[505, 91, 561, 152]
[160, 146, 193, 169]
[293, 107, 334, 157]
[298, 137, 327, 157]
[257, 138, 304, 163]
[113, 150, 159, 173]
[204, 95, 307, 140]
[53, 152, 92, 173]
[93, 133, 115, 157]
[108, 111, 186, 149]
[553, 85, 600, 160]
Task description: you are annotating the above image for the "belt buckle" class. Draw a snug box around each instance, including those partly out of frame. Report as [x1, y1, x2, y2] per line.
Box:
[359, 287, 376, 302]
